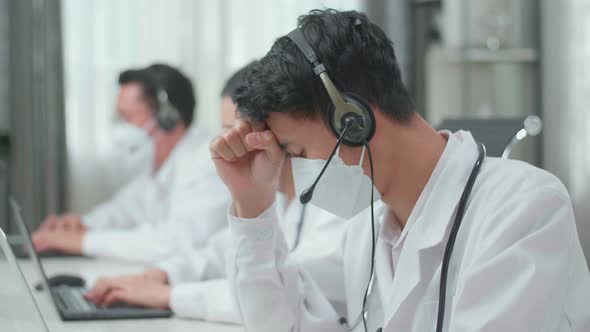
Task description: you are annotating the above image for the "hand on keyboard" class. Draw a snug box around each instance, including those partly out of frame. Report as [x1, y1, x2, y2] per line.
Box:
[85, 276, 171, 309]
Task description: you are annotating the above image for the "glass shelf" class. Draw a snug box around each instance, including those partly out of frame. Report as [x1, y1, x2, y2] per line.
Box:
[418, 0, 540, 165]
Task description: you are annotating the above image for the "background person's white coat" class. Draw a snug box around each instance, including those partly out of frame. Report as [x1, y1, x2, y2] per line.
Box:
[81, 125, 230, 262]
[227, 131, 590, 332]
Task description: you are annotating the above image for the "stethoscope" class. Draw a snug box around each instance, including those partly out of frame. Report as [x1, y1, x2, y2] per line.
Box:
[344, 142, 486, 332]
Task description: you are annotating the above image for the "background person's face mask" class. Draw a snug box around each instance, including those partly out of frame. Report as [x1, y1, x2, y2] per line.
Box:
[292, 145, 380, 219]
[110, 120, 156, 174]
[111, 119, 155, 154]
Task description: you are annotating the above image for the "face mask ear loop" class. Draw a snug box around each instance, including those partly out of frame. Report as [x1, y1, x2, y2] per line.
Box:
[358, 145, 367, 167]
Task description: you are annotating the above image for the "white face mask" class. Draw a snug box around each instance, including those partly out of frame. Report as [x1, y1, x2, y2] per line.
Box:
[110, 120, 156, 173]
[111, 120, 155, 154]
[291, 145, 381, 219]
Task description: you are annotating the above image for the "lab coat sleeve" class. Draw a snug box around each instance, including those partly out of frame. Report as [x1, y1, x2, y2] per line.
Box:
[228, 202, 346, 332]
[170, 279, 240, 324]
[155, 255, 190, 285]
[449, 187, 590, 331]
[155, 228, 230, 285]
[82, 175, 229, 262]
[289, 210, 348, 317]
[82, 226, 175, 262]
[82, 175, 147, 229]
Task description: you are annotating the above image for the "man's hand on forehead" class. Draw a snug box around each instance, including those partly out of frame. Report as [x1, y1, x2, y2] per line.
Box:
[214, 119, 283, 160]
[250, 119, 268, 133]
[209, 118, 284, 218]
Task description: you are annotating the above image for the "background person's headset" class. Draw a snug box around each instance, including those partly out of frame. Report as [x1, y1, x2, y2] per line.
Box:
[153, 88, 182, 132]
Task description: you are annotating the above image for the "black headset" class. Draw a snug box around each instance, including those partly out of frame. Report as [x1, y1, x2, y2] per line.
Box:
[286, 28, 376, 147]
[153, 88, 182, 132]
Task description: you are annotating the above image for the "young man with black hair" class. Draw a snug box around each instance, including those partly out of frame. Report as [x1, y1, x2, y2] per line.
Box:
[210, 9, 590, 332]
[32, 64, 229, 262]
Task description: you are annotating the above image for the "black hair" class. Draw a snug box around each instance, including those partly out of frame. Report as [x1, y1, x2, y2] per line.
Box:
[233, 9, 414, 124]
[118, 63, 196, 126]
[221, 61, 258, 98]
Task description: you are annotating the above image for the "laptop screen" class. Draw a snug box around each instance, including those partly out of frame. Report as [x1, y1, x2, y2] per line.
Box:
[0, 222, 51, 332]
[9, 198, 51, 290]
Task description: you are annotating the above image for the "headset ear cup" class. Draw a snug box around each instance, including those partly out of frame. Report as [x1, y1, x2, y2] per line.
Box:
[155, 90, 181, 132]
[156, 112, 177, 132]
[327, 93, 376, 147]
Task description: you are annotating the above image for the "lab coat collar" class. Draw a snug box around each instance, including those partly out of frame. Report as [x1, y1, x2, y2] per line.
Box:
[153, 124, 211, 184]
[412, 130, 479, 248]
[380, 130, 480, 329]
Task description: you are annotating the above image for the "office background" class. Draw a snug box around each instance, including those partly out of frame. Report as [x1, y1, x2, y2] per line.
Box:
[0, 0, 588, 264]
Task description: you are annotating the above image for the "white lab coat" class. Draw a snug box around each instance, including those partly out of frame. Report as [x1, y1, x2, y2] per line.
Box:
[155, 194, 350, 323]
[227, 130, 590, 332]
[81, 125, 230, 262]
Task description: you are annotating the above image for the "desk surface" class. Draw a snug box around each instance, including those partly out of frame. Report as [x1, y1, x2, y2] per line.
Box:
[16, 257, 242, 332]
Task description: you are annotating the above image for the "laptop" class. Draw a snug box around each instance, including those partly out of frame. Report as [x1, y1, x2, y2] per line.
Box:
[0, 226, 51, 332]
[9, 198, 173, 321]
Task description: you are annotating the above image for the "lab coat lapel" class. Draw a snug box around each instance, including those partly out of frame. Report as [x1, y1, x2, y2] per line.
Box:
[381, 132, 479, 330]
[375, 234, 394, 310]
[345, 203, 387, 331]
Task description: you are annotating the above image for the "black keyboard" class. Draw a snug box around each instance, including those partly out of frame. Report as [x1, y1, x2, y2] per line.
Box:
[50, 285, 173, 321]
[52, 286, 99, 312]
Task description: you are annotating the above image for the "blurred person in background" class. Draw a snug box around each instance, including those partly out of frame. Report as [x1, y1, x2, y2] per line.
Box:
[32, 63, 229, 263]
[83, 62, 359, 324]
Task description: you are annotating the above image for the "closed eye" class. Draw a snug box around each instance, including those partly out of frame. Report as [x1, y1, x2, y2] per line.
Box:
[280, 143, 305, 158]
[285, 151, 304, 158]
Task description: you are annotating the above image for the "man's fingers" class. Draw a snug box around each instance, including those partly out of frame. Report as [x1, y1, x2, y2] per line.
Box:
[40, 216, 58, 231]
[210, 136, 237, 161]
[85, 279, 107, 302]
[143, 268, 168, 283]
[61, 220, 73, 231]
[72, 222, 87, 232]
[235, 119, 255, 152]
[246, 130, 284, 166]
[41, 221, 54, 231]
[32, 233, 50, 251]
[86, 278, 117, 304]
[63, 216, 76, 230]
[102, 289, 127, 307]
[224, 129, 249, 157]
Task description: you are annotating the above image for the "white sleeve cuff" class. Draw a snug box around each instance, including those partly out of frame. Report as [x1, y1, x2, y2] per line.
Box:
[81, 232, 102, 256]
[170, 280, 240, 324]
[81, 211, 101, 229]
[81, 229, 174, 262]
[228, 201, 279, 243]
[155, 256, 190, 286]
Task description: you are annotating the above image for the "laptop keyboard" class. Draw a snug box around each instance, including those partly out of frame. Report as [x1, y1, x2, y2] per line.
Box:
[52, 286, 96, 313]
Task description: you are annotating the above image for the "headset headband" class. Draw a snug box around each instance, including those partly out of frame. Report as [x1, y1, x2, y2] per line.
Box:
[286, 28, 376, 146]
[286, 29, 326, 75]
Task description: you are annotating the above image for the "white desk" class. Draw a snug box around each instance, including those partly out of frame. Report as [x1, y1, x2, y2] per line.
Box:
[17, 257, 243, 332]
